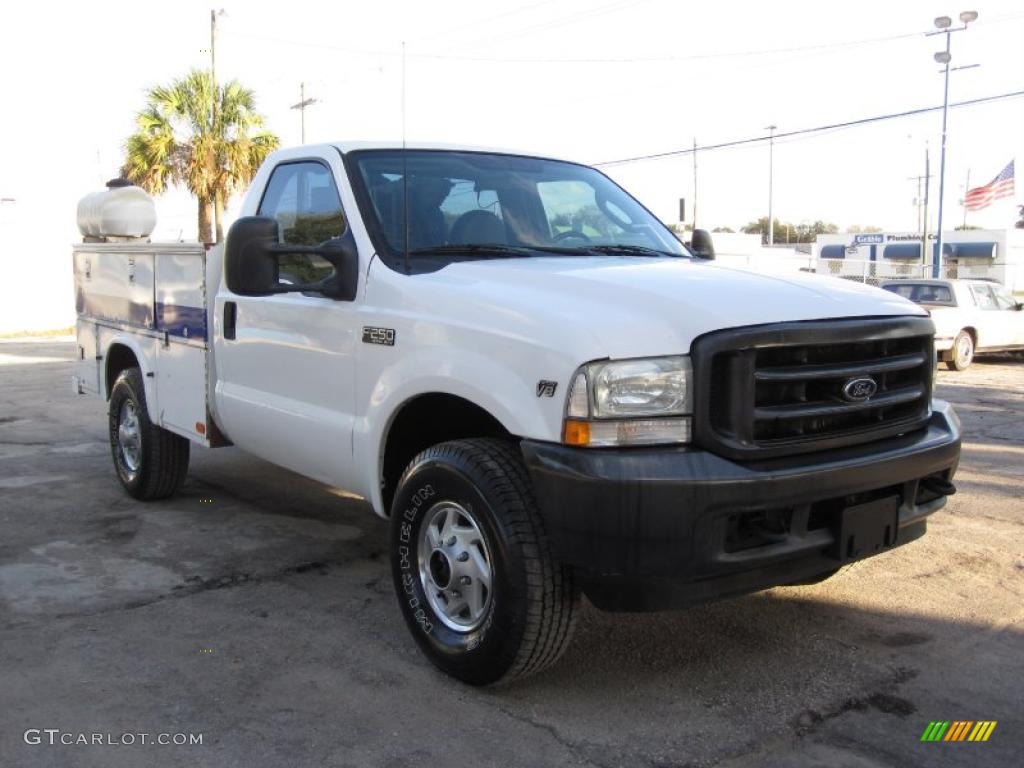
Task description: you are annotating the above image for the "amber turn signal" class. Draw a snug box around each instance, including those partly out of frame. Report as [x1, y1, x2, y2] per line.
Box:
[563, 419, 591, 446]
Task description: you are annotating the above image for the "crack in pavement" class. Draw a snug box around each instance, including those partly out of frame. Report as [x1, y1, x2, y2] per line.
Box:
[708, 666, 919, 768]
[0, 558, 349, 631]
[789, 665, 918, 736]
[479, 699, 622, 768]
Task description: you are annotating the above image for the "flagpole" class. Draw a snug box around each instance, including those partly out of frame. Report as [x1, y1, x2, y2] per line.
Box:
[962, 168, 970, 228]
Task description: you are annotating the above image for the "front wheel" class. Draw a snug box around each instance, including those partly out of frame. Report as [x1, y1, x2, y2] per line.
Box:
[108, 367, 190, 499]
[945, 330, 974, 371]
[389, 438, 579, 685]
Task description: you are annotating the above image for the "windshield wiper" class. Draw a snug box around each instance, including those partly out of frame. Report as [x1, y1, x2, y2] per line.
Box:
[584, 244, 682, 258]
[408, 244, 534, 258]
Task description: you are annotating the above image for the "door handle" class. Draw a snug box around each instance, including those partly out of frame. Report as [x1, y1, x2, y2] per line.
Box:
[224, 302, 237, 340]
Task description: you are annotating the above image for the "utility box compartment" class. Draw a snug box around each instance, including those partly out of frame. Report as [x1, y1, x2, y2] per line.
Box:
[73, 242, 212, 445]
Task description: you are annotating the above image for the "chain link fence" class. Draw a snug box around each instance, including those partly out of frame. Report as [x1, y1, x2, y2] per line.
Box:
[817, 258, 1001, 288]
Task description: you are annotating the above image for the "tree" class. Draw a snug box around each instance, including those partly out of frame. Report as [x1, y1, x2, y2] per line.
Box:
[954, 224, 982, 231]
[712, 226, 735, 233]
[123, 70, 279, 243]
[847, 225, 883, 234]
[741, 217, 838, 245]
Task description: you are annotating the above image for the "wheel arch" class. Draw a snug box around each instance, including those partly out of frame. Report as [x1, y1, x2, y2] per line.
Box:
[102, 336, 159, 422]
[379, 393, 513, 516]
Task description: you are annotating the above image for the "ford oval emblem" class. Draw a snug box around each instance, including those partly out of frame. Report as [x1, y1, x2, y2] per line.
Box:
[842, 377, 877, 402]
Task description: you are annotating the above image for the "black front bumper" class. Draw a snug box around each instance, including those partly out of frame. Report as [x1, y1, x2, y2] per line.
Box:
[521, 401, 961, 611]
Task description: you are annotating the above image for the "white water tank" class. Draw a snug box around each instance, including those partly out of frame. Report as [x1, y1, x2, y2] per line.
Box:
[77, 179, 156, 240]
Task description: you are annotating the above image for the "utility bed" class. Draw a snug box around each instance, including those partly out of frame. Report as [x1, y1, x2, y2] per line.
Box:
[72, 242, 217, 446]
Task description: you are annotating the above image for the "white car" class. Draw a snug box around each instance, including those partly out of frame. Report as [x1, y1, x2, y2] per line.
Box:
[881, 279, 1024, 370]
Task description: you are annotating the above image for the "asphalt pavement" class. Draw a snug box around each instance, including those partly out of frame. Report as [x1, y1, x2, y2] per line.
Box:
[0, 339, 1021, 768]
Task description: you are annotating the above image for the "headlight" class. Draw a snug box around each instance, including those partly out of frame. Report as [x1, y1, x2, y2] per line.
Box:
[563, 356, 693, 447]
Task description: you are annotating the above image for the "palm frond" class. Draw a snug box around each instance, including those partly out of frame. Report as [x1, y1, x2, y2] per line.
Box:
[122, 69, 279, 240]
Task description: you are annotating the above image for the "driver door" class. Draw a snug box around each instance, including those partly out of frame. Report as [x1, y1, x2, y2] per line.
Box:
[213, 156, 358, 487]
[969, 283, 1015, 348]
[990, 283, 1024, 345]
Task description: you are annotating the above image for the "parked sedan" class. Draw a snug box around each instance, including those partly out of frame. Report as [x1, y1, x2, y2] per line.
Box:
[881, 279, 1024, 370]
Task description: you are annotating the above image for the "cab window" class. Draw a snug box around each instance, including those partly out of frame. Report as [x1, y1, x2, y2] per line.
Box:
[258, 162, 346, 285]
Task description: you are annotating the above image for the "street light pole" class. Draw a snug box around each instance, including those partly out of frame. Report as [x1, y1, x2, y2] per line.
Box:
[766, 124, 777, 246]
[927, 10, 977, 278]
[934, 31, 952, 278]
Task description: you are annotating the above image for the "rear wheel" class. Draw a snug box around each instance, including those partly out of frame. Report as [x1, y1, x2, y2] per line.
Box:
[389, 438, 579, 685]
[108, 367, 190, 499]
[945, 330, 974, 371]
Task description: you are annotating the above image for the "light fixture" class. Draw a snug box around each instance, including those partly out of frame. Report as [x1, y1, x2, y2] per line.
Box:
[959, 10, 978, 23]
[934, 15, 952, 28]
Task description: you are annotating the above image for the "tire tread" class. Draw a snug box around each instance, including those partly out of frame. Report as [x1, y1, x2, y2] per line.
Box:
[110, 368, 190, 500]
[399, 437, 578, 683]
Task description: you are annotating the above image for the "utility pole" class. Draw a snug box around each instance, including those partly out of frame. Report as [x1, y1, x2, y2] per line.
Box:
[210, 10, 218, 88]
[915, 175, 923, 232]
[765, 124, 777, 246]
[922, 145, 931, 266]
[908, 153, 932, 239]
[692, 137, 698, 231]
[290, 82, 319, 144]
[210, 9, 224, 243]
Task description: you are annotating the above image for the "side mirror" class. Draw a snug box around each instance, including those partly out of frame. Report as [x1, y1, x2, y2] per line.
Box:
[689, 228, 715, 260]
[225, 216, 359, 301]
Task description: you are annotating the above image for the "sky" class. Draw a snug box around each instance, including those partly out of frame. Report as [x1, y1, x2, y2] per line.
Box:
[1, 0, 1022, 330]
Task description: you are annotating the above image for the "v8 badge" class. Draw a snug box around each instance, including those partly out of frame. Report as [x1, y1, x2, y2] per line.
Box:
[536, 380, 558, 398]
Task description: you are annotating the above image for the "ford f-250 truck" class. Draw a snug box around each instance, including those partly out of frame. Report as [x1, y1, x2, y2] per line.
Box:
[73, 142, 961, 685]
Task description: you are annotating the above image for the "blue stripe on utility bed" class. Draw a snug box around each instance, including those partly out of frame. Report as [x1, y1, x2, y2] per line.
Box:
[156, 303, 207, 341]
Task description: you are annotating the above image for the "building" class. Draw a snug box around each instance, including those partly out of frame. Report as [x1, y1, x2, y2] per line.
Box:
[814, 229, 1024, 291]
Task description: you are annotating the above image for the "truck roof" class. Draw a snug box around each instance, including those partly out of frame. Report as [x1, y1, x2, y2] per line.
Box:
[274, 140, 571, 162]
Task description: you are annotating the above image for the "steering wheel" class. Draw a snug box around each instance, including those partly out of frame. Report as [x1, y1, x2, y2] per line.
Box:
[553, 229, 592, 244]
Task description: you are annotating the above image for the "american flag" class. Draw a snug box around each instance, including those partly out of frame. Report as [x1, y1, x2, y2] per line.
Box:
[964, 160, 1015, 211]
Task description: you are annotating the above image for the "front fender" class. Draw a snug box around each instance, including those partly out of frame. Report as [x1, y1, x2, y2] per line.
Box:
[354, 347, 565, 517]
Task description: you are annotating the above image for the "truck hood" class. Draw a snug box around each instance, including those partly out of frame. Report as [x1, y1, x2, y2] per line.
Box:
[418, 256, 927, 358]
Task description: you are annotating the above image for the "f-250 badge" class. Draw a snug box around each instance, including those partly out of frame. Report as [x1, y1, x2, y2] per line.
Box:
[362, 327, 396, 346]
[536, 380, 558, 398]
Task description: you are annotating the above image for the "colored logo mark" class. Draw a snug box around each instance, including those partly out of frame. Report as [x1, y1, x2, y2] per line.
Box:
[920, 721, 997, 742]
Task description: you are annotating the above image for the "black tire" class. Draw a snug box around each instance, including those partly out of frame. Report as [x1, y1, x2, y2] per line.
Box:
[945, 330, 974, 371]
[389, 438, 579, 685]
[108, 367, 190, 500]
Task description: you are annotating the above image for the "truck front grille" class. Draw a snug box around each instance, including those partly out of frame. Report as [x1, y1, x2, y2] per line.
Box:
[692, 317, 935, 460]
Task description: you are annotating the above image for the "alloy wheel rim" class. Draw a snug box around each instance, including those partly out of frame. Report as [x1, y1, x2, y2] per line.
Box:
[117, 400, 142, 474]
[417, 501, 493, 632]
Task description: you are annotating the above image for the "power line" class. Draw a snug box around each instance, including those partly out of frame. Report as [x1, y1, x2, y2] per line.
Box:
[594, 89, 1024, 166]
[450, 0, 654, 51]
[222, 12, 1024, 65]
[411, 0, 553, 44]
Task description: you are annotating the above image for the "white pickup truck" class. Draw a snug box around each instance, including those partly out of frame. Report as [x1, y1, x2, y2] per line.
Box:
[73, 142, 961, 685]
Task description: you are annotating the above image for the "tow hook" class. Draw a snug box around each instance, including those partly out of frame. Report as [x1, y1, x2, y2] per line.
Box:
[922, 475, 957, 497]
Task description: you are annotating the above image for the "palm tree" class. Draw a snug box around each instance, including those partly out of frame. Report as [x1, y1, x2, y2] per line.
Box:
[123, 70, 278, 243]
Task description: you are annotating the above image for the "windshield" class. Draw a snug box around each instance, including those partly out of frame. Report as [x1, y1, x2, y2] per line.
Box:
[345, 149, 687, 272]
